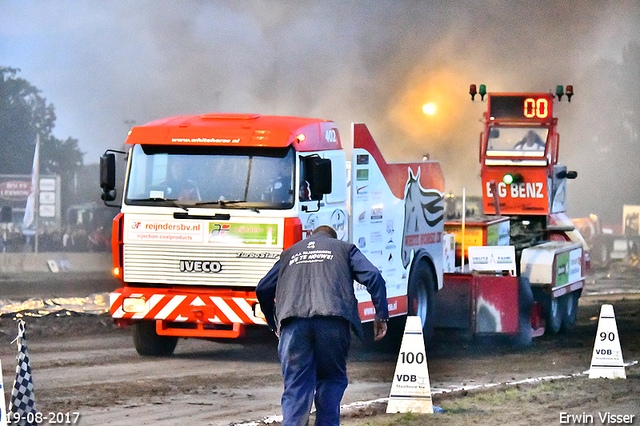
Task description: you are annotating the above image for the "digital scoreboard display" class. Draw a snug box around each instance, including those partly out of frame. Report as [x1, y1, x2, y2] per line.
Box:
[489, 94, 554, 120]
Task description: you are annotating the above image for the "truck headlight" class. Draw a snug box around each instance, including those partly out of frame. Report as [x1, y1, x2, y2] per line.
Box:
[123, 298, 146, 313]
[253, 303, 265, 319]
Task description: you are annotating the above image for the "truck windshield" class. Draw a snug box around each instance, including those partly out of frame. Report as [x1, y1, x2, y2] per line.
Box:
[125, 145, 296, 209]
[486, 127, 548, 158]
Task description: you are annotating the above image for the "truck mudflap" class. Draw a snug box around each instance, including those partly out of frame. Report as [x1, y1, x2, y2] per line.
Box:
[434, 273, 520, 335]
[110, 287, 267, 339]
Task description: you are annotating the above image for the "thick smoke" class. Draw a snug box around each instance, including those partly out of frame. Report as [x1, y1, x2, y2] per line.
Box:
[1, 0, 639, 224]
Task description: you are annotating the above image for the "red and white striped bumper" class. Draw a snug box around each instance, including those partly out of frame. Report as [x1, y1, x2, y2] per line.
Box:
[110, 287, 267, 329]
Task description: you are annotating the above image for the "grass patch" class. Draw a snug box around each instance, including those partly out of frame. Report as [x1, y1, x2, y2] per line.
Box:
[346, 380, 573, 426]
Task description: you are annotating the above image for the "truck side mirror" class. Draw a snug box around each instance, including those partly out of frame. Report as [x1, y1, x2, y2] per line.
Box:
[306, 157, 332, 200]
[100, 153, 116, 202]
[100, 153, 116, 190]
[100, 151, 122, 202]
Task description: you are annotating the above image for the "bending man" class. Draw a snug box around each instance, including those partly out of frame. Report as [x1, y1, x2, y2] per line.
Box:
[256, 225, 389, 426]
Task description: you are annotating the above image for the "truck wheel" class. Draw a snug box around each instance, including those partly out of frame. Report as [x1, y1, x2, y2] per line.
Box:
[133, 321, 179, 357]
[407, 261, 436, 342]
[560, 290, 580, 332]
[545, 295, 563, 334]
[515, 277, 534, 347]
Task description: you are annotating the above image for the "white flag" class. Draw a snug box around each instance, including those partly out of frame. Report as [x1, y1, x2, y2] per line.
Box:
[23, 135, 40, 229]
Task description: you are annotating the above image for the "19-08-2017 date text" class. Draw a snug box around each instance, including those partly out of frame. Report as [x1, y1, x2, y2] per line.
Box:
[6, 411, 80, 424]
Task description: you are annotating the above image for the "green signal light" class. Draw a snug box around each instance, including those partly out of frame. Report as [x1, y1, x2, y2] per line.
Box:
[479, 84, 487, 101]
[503, 173, 524, 185]
[503, 174, 514, 185]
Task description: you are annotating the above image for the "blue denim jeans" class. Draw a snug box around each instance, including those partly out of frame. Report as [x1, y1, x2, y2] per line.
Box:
[278, 316, 351, 426]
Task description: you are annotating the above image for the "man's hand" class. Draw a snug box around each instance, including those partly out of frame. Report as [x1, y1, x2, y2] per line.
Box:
[373, 318, 388, 341]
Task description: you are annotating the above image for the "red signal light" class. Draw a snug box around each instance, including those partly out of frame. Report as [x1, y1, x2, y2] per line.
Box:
[566, 85, 574, 102]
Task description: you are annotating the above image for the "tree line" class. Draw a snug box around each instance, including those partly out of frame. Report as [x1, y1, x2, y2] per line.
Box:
[0, 66, 83, 176]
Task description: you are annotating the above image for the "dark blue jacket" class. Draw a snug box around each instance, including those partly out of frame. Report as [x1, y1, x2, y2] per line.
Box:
[256, 230, 388, 339]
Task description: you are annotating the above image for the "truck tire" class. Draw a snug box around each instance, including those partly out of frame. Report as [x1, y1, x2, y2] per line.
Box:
[515, 277, 534, 347]
[133, 321, 179, 357]
[407, 260, 436, 342]
[560, 290, 580, 332]
[532, 288, 562, 335]
[546, 295, 563, 334]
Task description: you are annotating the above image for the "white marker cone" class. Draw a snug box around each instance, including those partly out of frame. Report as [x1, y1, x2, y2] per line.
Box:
[589, 304, 626, 379]
[387, 316, 433, 413]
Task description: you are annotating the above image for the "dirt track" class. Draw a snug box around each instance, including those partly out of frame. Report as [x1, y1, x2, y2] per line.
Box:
[0, 265, 637, 425]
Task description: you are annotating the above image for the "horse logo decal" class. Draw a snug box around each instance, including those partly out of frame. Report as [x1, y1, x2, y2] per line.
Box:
[401, 167, 444, 268]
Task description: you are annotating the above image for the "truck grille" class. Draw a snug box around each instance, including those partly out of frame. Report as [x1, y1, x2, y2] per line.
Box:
[123, 244, 280, 287]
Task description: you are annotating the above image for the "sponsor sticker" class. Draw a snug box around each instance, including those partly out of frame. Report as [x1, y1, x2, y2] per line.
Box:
[209, 223, 278, 245]
[126, 220, 205, 243]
